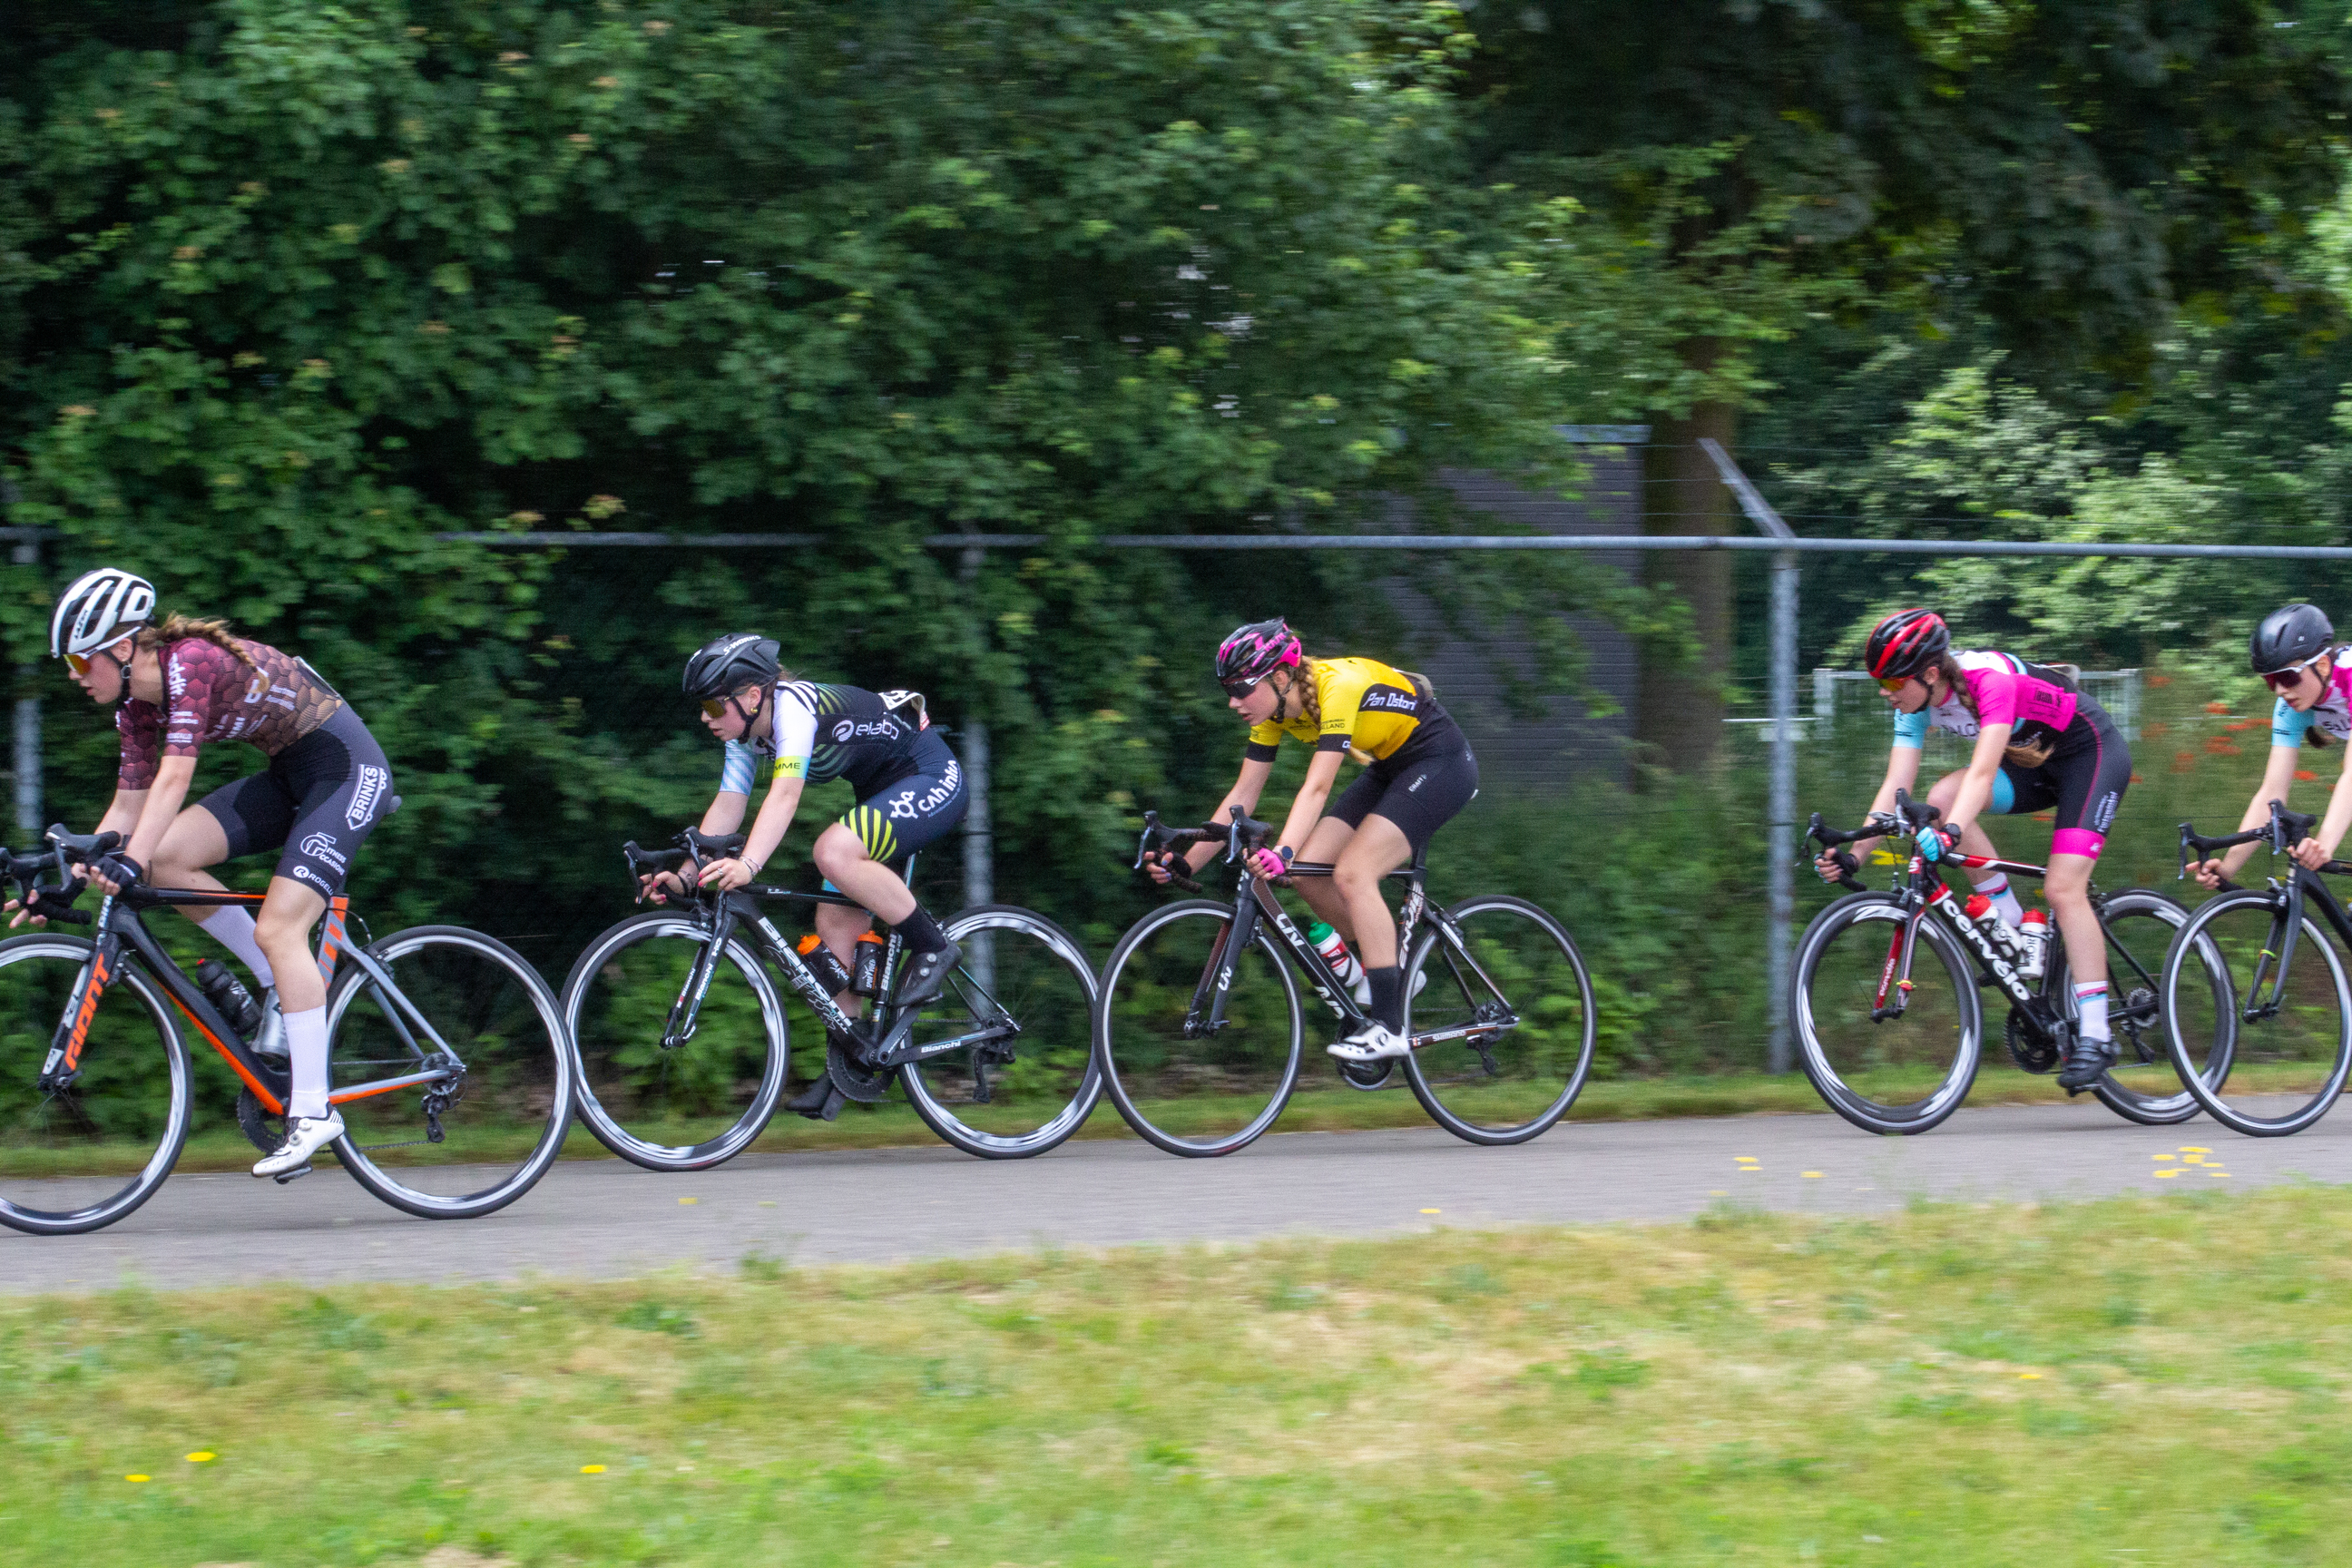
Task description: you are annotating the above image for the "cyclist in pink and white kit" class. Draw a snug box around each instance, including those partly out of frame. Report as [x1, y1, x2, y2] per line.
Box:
[1817, 608, 2134, 1091]
[2190, 603, 2352, 888]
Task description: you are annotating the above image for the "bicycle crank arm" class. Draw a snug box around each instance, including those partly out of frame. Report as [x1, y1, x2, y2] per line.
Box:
[1409, 1019, 1518, 1051]
[870, 1022, 1020, 1070]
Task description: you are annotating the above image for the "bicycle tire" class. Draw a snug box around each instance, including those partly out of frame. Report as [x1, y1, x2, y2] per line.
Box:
[1400, 894, 1595, 1146]
[898, 904, 1103, 1160]
[325, 926, 574, 1220]
[560, 910, 791, 1171]
[1093, 898, 1303, 1157]
[1793, 892, 1984, 1134]
[0, 935, 193, 1237]
[2162, 887, 2352, 1137]
[2073, 890, 2214, 1126]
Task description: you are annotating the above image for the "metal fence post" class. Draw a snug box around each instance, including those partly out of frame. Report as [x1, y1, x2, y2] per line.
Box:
[1698, 439, 1799, 1072]
[1765, 551, 1798, 1073]
[957, 541, 995, 991]
[9, 518, 37, 838]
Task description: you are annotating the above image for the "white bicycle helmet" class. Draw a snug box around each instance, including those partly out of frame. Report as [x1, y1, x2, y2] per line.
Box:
[51, 567, 157, 659]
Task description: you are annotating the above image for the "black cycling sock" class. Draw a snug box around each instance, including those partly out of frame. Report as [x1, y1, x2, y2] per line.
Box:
[1366, 965, 1404, 1032]
[891, 904, 950, 956]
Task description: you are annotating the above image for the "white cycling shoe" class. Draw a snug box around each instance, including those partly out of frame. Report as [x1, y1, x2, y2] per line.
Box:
[1327, 1020, 1411, 1063]
[253, 1111, 344, 1179]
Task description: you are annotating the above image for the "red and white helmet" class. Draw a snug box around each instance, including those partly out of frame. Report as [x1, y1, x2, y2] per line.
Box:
[51, 567, 157, 659]
[1864, 607, 1950, 681]
[1215, 618, 1301, 690]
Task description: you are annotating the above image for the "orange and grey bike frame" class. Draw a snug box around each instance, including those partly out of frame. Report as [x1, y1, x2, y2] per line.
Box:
[36, 883, 466, 1114]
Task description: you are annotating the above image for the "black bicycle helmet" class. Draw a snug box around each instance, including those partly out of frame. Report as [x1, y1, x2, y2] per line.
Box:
[682, 632, 781, 700]
[1864, 607, 1950, 681]
[2249, 603, 2334, 674]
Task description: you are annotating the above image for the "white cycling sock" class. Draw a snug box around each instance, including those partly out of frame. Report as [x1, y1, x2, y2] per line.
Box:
[1973, 873, 2024, 928]
[2073, 981, 2111, 1044]
[196, 906, 276, 989]
[284, 1006, 331, 1121]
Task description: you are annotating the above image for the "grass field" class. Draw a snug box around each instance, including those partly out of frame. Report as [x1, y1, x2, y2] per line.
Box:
[4, 1185, 2348, 1565]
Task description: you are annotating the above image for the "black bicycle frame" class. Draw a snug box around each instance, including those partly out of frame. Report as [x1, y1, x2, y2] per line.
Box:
[2180, 803, 2352, 1024]
[648, 852, 1021, 1073]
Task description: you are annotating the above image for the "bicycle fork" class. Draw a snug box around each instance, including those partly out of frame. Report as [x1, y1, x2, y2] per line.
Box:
[2240, 884, 2306, 1024]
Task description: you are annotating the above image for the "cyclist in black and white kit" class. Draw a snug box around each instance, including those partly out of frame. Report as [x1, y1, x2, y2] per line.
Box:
[663, 634, 965, 1114]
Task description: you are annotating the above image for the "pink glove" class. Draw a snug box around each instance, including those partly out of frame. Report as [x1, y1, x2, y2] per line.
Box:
[1246, 847, 1291, 880]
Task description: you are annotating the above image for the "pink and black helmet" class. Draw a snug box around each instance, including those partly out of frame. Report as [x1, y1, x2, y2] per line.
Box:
[1215, 618, 1301, 690]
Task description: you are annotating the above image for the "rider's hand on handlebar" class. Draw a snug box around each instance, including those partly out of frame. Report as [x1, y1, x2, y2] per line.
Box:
[2290, 836, 2336, 873]
[1143, 849, 1181, 886]
[695, 856, 757, 894]
[88, 851, 143, 897]
[2190, 856, 2230, 890]
[1813, 848, 1851, 886]
[638, 869, 690, 905]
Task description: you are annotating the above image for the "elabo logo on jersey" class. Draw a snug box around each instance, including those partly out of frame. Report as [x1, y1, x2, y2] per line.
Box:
[346, 765, 387, 828]
[299, 832, 348, 872]
[831, 718, 901, 742]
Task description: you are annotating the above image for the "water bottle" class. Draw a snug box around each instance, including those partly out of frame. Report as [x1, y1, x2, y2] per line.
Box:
[1962, 894, 2015, 954]
[2016, 908, 2050, 980]
[196, 958, 261, 1042]
[1308, 921, 1366, 1000]
[851, 931, 888, 997]
[795, 934, 854, 997]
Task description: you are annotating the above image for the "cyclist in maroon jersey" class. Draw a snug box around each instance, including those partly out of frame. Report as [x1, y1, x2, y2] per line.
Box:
[19, 569, 397, 1179]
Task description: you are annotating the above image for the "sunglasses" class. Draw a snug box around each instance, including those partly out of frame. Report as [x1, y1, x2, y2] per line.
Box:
[1876, 675, 1910, 694]
[2261, 652, 2328, 693]
[698, 697, 732, 719]
[64, 652, 90, 675]
[1220, 677, 1264, 701]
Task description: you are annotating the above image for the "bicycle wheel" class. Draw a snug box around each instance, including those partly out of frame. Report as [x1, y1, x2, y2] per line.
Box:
[898, 905, 1102, 1159]
[561, 911, 791, 1171]
[2065, 890, 2212, 1125]
[1793, 893, 1984, 1133]
[2161, 887, 2352, 1137]
[325, 926, 574, 1220]
[1400, 895, 1594, 1145]
[1093, 898, 1303, 1157]
[0, 936, 193, 1236]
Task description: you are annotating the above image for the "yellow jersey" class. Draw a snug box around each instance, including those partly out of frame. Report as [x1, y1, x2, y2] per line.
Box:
[1244, 657, 1436, 764]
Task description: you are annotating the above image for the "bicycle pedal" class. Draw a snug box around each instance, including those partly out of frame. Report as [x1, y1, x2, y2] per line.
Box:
[271, 1163, 314, 1186]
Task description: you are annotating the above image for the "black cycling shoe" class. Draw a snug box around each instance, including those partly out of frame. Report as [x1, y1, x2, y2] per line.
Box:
[2055, 1037, 2117, 1094]
[893, 940, 961, 1008]
[785, 1073, 848, 1122]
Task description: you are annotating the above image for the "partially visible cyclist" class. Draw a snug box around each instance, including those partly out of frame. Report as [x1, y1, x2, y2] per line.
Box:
[1145, 618, 1479, 1064]
[15, 568, 395, 1177]
[2189, 602, 2352, 888]
[1818, 607, 2133, 1092]
[660, 633, 965, 1114]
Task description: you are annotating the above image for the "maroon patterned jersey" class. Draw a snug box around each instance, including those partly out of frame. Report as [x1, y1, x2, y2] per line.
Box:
[116, 637, 344, 790]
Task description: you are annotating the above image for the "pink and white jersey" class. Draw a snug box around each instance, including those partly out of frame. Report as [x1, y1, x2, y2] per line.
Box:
[1893, 651, 2082, 750]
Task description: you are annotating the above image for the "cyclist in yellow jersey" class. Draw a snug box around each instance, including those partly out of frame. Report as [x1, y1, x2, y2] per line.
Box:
[1149, 619, 1480, 1062]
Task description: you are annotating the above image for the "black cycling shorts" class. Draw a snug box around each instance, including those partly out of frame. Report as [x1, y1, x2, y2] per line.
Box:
[197, 705, 394, 898]
[1328, 720, 1480, 856]
[1990, 701, 2132, 861]
[838, 730, 967, 864]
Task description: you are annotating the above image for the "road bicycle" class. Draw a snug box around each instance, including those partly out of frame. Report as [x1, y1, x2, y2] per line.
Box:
[1796, 790, 2226, 1134]
[1091, 808, 1595, 1156]
[0, 824, 573, 1236]
[2162, 803, 2352, 1137]
[560, 828, 1101, 1165]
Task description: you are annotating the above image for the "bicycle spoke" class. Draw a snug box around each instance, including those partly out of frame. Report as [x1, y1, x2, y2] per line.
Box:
[1403, 896, 1592, 1144]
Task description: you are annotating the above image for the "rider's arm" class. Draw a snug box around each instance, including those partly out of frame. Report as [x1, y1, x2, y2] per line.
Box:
[1942, 721, 2011, 839]
[1272, 747, 1347, 859]
[701, 791, 750, 837]
[2217, 743, 2303, 879]
[118, 755, 199, 875]
[740, 776, 805, 875]
[1184, 757, 1274, 873]
[2304, 738, 2352, 865]
[1838, 736, 1926, 866]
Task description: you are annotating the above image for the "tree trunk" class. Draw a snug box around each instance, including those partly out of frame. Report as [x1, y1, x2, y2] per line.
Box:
[1635, 383, 1737, 779]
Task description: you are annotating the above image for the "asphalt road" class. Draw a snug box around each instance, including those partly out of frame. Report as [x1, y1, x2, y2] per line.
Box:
[5, 1101, 2346, 1294]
